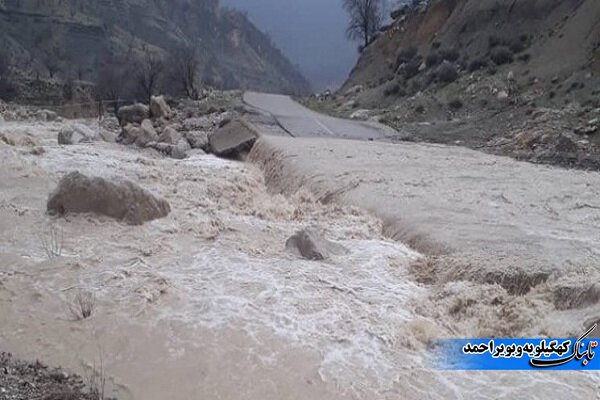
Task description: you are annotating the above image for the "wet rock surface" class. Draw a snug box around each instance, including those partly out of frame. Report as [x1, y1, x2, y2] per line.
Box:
[208, 119, 258, 160]
[47, 171, 171, 225]
[285, 229, 347, 260]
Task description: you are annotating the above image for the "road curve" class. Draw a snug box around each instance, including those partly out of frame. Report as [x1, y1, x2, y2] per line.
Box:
[243, 92, 394, 140]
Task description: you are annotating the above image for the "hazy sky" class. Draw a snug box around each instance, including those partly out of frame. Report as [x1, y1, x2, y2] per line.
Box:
[220, 0, 361, 91]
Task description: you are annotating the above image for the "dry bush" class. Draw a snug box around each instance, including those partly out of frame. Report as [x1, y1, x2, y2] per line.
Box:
[88, 358, 106, 400]
[40, 227, 63, 259]
[68, 290, 96, 321]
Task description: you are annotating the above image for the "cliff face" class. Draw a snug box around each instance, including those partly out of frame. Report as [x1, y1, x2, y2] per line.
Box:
[0, 0, 311, 96]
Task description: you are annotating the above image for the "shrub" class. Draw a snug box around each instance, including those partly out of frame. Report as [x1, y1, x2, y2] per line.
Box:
[488, 35, 502, 48]
[436, 61, 459, 83]
[384, 83, 400, 96]
[448, 97, 463, 110]
[409, 78, 424, 94]
[396, 46, 418, 66]
[468, 58, 488, 72]
[490, 46, 514, 65]
[426, 51, 441, 67]
[509, 39, 527, 54]
[402, 57, 422, 79]
[518, 53, 531, 63]
[440, 47, 460, 62]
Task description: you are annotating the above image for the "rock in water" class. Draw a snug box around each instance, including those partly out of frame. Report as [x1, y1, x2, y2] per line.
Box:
[184, 131, 209, 151]
[170, 139, 191, 159]
[117, 103, 150, 126]
[208, 119, 258, 160]
[285, 229, 347, 260]
[47, 171, 170, 225]
[58, 124, 97, 145]
[150, 96, 172, 119]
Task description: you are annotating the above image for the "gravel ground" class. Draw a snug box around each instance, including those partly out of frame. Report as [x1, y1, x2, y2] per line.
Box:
[0, 352, 100, 400]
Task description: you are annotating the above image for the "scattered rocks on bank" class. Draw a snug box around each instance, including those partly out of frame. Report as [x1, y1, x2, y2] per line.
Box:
[58, 123, 98, 145]
[350, 109, 371, 120]
[47, 171, 171, 225]
[285, 228, 347, 261]
[157, 126, 182, 144]
[208, 119, 258, 160]
[0, 352, 97, 400]
[136, 119, 159, 147]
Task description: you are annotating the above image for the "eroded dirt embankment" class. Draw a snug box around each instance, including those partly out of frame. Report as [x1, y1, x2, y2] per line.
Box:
[249, 135, 600, 340]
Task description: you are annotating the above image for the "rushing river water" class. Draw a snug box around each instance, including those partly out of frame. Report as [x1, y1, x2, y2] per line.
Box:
[1, 119, 599, 399]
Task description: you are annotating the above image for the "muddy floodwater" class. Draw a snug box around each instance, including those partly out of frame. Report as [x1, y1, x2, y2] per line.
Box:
[1, 119, 599, 399]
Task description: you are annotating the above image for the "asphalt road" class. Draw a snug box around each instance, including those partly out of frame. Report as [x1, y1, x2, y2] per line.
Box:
[243, 91, 394, 140]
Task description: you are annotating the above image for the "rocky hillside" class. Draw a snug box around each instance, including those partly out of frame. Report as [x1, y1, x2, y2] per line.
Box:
[0, 0, 311, 100]
[310, 0, 600, 169]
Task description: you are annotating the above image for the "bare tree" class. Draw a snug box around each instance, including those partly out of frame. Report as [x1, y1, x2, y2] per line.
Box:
[43, 50, 61, 79]
[173, 44, 200, 99]
[343, 0, 383, 49]
[136, 49, 163, 103]
[0, 49, 16, 100]
[95, 55, 129, 114]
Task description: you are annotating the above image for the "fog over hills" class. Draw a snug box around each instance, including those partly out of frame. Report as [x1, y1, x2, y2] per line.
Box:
[221, 0, 362, 91]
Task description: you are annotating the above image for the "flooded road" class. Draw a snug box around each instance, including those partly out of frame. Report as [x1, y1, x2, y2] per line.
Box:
[1, 118, 599, 399]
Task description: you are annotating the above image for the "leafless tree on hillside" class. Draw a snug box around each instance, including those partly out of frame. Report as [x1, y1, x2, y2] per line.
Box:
[95, 56, 128, 114]
[136, 49, 163, 104]
[0, 49, 16, 100]
[174, 44, 200, 99]
[343, 0, 383, 50]
[43, 53, 61, 79]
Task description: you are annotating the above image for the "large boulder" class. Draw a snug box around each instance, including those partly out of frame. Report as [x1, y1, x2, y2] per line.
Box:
[47, 171, 170, 225]
[171, 139, 191, 160]
[157, 126, 182, 144]
[208, 119, 258, 159]
[58, 124, 97, 145]
[150, 96, 172, 119]
[136, 119, 159, 147]
[285, 229, 347, 261]
[117, 103, 150, 126]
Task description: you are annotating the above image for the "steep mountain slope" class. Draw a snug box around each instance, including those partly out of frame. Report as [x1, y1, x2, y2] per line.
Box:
[0, 0, 310, 97]
[308, 0, 600, 169]
[344, 0, 599, 90]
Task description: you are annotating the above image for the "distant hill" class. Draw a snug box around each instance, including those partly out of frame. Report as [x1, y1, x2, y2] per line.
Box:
[221, 0, 359, 91]
[0, 0, 311, 101]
